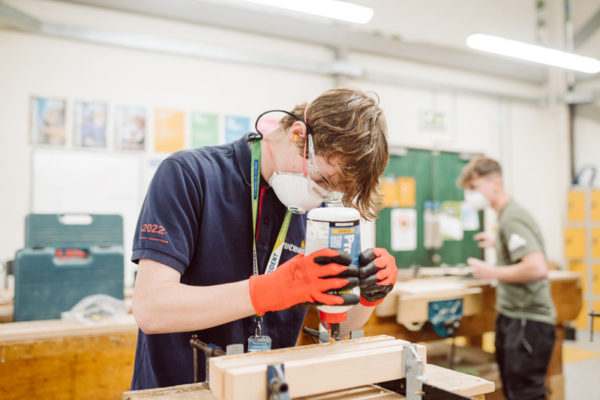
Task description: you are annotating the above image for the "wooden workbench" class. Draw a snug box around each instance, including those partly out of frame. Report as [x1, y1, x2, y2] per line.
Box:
[297, 270, 581, 400]
[0, 314, 138, 400]
[123, 363, 493, 399]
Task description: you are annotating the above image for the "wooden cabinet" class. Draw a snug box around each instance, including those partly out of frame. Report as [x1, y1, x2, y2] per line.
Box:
[568, 191, 586, 221]
[565, 189, 600, 329]
[591, 191, 600, 221]
[593, 265, 600, 295]
[565, 228, 586, 259]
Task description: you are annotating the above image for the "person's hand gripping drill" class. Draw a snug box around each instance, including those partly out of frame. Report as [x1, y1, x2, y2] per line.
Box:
[357, 248, 398, 306]
[249, 248, 359, 316]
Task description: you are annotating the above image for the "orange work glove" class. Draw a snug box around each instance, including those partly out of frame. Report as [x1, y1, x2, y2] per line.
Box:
[249, 248, 359, 316]
[358, 248, 398, 306]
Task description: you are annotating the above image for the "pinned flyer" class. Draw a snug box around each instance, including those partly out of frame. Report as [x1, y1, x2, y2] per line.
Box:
[440, 201, 464, 241]
[154, 108, 185, 153]
[461, 202, 480, 231]
[391, 208, 417, 251]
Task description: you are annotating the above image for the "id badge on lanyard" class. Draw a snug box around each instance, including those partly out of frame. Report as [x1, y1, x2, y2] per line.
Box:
[248, 315, 272, 352]
[249, 139, 291, 352]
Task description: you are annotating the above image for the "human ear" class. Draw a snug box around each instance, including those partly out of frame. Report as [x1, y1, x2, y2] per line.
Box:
[288, 121, 307, 141]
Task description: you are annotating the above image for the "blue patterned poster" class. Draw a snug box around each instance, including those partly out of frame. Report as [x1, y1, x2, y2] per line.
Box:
[30, 97, 67, 146]
[225, 115, 250, 143]
[73, 101, 107, 148]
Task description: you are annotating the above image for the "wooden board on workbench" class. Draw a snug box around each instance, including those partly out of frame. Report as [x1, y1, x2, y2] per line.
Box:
[123, 383, 405, 400]
[123, 383, 218, 400]
[123, 365, 493, 400]
[210, 336, 426, 400]
[424, 364, 494, 398]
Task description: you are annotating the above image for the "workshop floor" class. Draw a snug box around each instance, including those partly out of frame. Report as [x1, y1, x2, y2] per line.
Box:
[449, 330, 600, 400]
[563, 330, 600, 400]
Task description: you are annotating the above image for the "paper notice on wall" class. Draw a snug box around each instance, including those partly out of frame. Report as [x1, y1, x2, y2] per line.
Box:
[381, 177, 416, 208]
[440, 201, 463, 241]
[225, 115, 250, 143]
[391, 208, 417, 251]
[461, 202, 480, 231]
[191, 112, 218, 147]
[154, 108, 185, 153]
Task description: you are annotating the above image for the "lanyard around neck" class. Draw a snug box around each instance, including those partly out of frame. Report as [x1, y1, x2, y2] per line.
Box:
[250, 140, 292, 276]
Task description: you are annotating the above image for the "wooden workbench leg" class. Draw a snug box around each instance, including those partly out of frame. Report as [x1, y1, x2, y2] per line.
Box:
[464, 334, 483, 348]
[545, 325, 565, 400]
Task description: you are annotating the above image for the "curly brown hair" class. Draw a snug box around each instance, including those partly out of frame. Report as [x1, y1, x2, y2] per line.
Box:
[280, 88, 389, 220]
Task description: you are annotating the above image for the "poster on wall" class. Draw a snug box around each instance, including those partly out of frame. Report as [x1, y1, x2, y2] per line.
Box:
[461, 202, 480, 231]
[381, 176, 416, 208]
[30, 96, 67, 146]
[115, 105, 146, 150]
[439, 201, 464, 241]
[225, 115, 250, 143]
[191, 112, 218, 147]
[391, 208, 417, 251]
[73, 101, 108, 148]
[154, 108, 185, 153]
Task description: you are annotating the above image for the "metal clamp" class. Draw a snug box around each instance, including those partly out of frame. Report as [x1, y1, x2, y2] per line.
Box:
[403, 343, 427, 400]
[189, 335, 243, 385]
[377, 343, 476, 400]
[267, 363, 291, 400]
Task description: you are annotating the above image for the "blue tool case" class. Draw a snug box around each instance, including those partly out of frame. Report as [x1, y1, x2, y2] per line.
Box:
[14, 214, 124, 322]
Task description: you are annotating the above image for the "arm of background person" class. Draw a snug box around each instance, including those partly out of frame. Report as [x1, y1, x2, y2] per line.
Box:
[467, 251, 548, 283]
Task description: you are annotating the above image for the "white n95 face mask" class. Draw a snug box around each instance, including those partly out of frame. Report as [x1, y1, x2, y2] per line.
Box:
[269, 172, 324, 214]
[464, 190, 490, 210]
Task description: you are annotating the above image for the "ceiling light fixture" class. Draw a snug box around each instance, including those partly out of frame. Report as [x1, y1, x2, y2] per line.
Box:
[237, 0, 374, 24]
[466, 33, 600, 74]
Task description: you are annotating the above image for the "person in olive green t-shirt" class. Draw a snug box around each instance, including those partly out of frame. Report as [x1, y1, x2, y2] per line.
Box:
[457, 156, 556, 400]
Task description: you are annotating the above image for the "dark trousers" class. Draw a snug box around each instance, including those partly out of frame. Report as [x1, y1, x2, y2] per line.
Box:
[495, 314, 556, 400]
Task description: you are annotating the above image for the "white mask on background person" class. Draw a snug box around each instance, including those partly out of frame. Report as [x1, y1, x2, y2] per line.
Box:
[269, 172, 324, 214]
[464, 190, 490, 210]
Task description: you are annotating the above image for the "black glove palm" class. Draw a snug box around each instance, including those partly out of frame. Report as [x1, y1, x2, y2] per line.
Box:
[358, 248, 397, 305]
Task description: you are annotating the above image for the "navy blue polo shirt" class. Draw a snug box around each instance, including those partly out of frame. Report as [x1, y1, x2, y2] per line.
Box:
[130, 134, 308, 390]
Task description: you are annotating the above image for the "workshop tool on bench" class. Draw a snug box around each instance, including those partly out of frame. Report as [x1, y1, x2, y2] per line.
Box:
[378, 343, 476, 400]
[190, 335, 243, 385]
[429, 298, 463, 369]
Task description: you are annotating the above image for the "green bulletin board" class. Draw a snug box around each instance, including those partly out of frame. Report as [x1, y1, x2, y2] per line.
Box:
[376, 148, 484, 268]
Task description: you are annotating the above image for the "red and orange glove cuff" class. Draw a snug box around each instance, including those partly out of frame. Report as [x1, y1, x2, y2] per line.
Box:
[360, 296, 384, 307]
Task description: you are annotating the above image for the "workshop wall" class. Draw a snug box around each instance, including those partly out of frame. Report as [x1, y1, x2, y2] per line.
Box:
[573, 73, 600, 185]
[0, 0, 573, 284]
[347, 50, 568, 265]
[0, 0, 333, 285]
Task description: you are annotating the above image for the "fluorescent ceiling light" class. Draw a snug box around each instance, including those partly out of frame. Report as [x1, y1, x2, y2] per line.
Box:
[237, 0, 374, 24]
[466, 33, 600, 74]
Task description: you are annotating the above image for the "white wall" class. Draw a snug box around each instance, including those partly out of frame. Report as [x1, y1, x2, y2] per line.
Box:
[0, 0, 333, 285]
[0, 0, 574, 281]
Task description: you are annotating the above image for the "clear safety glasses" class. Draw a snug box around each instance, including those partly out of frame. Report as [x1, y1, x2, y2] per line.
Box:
[306, 134, 344, 203]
